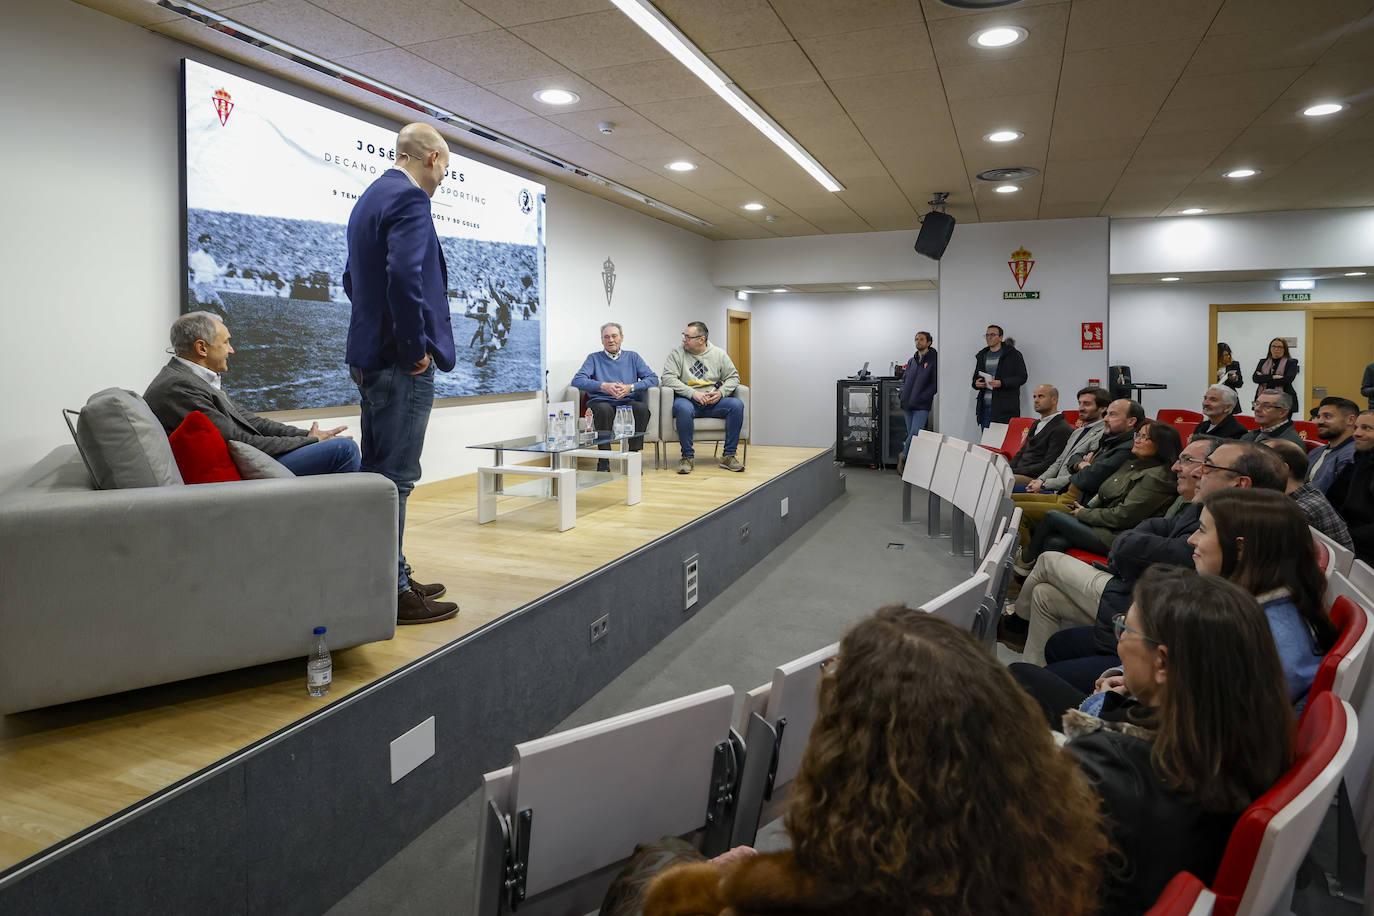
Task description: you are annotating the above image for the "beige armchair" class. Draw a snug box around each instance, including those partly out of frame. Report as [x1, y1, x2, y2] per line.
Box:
[659, 385, 751, 465]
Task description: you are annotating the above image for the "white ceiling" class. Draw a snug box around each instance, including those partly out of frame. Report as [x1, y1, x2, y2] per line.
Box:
[81, 0, 1374, 241]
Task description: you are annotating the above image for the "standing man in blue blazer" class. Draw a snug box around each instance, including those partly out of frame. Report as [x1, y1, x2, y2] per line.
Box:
[344, 122, 458, 626]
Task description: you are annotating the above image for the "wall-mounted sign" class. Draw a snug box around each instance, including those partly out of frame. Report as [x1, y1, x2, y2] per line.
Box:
[602, 256, 616, 305]
[1282, 292, 1311, 302]
[1082, 322, 1104, 350]
[1004, 246, 1040, 298]
[1003, 291, 1040, 299]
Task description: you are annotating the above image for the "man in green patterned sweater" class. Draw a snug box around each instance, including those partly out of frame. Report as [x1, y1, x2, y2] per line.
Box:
[661, 321, 745, 474]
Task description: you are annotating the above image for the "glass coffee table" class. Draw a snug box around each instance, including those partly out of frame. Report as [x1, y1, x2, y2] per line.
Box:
[468, 432, 641, 531]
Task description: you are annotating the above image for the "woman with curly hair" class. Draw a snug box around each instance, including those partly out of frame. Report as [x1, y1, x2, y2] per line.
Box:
[642, 608, 1108, 916]
[1065, 566, 1294, 916]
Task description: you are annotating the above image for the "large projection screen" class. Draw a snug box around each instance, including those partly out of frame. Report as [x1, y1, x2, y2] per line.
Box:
[181, 59, 546, 411]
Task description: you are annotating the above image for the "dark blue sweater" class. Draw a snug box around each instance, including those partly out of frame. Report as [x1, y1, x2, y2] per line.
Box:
[900, 347, 937, 410]
[571, 349, 659, 405]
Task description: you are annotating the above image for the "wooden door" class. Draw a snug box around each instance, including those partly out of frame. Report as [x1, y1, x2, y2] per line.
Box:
[726, 309, 751, 386]
[1309, 309, 1374, 406]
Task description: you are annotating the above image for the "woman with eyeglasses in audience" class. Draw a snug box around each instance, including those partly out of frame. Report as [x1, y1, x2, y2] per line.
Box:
[641, 608, 1107, 916]
[1253, 337, 1299, 405]
[1064, 566, 1294, 916]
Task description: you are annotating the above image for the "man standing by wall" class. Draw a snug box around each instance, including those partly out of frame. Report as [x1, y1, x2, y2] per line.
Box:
[343, 121, 458, 626]
[971, 325, 1027, 429]
[662, 321, 745, 474]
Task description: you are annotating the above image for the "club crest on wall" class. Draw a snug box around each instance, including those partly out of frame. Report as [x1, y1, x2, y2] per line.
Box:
[602, 256, 616, 306]
[1008, 247, 1035, 290]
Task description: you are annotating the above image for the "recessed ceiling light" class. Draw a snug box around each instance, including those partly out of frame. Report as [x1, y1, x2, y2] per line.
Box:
[1223, 168, 1259, 179]
[665, 160, 697, 172]
[1303, 102, 1345, 118]
[772, 288, 787, 293]
[1179, 207, 1207, 215]
[856, 285, 872, 290]
[1161, 277, 1180, 282]
[994, 184, 1020, 194]
[1279, 279, 1315, 290]
[742, 202, 765, 211]
[985, 129, 1023, 143]
[970, 26, 1027, 48]
[533, 88, 579, 105]
[1346, 271, 1367, 277]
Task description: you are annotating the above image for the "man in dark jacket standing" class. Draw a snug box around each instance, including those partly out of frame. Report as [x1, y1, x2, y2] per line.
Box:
[897, 331, 936, 473]
[972, 325, 1027, 428]
[1328, 409, 1374, 565]
[1010, 384, 1073, 484]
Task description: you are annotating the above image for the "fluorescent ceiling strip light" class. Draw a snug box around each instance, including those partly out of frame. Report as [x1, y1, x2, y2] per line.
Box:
[146, 0, 713, 228]
[607, 0, 844, 193]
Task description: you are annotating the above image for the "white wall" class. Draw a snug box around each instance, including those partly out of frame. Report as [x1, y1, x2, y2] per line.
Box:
[1111, 208, 1374, 275]
[0, 0, 726, 486]
[748, 291, 939, 447]
[1216, 310, 1305, 413]
[713, 230, 939, 288]
[1108, 277, 1374, 418]
[937, 218, 1110, 441]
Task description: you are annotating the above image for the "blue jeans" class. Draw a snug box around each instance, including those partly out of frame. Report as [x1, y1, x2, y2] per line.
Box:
[672, 395, 744, 457]
[276, 438, 361, 476]
[351, 363, 435, 591]
[901, 408, 929, 457]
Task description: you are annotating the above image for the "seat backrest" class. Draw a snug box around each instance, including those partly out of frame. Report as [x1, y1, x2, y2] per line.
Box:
[1311, 526, 1353, 577]
[1304, 438, 1323, 453]
[1145, 872, 1216, 916]
[1350, 560, 1374, 604]
[507, 685, 736, 899]
[1293, 419, 1319, 439]
[1061, 409, 1080, 427]
[903, 430, 944, 489]
[1234, 415, 1259, 430]
[954, 446, 993, 515]
[1306, 596, 1372, 707]
[1321, 574, 1374, 820]
[1312, 536, 1332, 573]
[929, 438, 968, 502]
[919, 571, 991, 635]
[1211, 693, 1356, 916]
[1172, 421, 1199, 441]
[980, 421, 1008, 448]
[998, 417, 1034, 455]
[765, 641, 841, 797]
[1157, 408, 1203, 424]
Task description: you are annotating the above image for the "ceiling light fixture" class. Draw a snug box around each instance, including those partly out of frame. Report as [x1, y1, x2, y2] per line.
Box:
[135, 1, 714, 228]
[1161, 277, 1180, 282]
[772, 288, 787, 293]
[994, 185, 1020, 194]
[970, 26, 1028, 49]
[606, 0, 844, 193]
[985, 130, 1023, 143]
[533, 88, 580, 105]
[1223, 168, 1259, 179]
[1346, 271, 1367, 277]
[1279, 279, 1315, 290]
[1303, 102, 1345, 117]
[1179, 208, 1207, 215]
[665, 160, 697, 172]
[856, 285, 872, 290]
[742, 202, 766, 211]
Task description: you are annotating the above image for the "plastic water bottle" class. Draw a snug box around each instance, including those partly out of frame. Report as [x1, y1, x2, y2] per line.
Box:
[307, 626, 332, 697]
[546, 412, 556, 448]
[618, 406, 631, 437]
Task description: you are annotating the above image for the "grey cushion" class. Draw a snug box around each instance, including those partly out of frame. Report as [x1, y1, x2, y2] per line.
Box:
[228, 440, 295, 479]
[75, 388, 183, 489]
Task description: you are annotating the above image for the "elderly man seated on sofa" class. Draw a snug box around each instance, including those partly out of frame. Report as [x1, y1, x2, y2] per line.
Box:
[145, 311, 360, 476]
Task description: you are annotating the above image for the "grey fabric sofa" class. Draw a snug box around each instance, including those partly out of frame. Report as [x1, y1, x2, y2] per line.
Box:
[0, 445, 398, 713]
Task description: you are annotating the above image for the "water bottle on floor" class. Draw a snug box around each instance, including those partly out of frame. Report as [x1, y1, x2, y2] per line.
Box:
[307, 626, 332, 697]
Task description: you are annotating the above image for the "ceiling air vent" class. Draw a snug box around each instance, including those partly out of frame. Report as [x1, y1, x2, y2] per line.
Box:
[976, 167, 1039, 182]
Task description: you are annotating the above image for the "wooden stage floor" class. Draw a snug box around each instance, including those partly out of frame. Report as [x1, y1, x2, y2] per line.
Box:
[0, 445, 826, 874]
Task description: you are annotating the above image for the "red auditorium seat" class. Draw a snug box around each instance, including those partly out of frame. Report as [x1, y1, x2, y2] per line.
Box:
[1208, 692, 1356, 916]
[1304, 438, 1323, 453]
[1301, 596, 1372, 730]
[1172, 421, 1199, 441]
[1313, 537, 1331, 573]
[1146, 872, 1215, 915]
[1066, 548, 1109, 567]
[1234, 415, 1260, 430]
[1157, 408, 1203, 424]
[1293, 420, 1319, 439]
[1062, 409, 1080, 427]
[980, 416, 1033, 460]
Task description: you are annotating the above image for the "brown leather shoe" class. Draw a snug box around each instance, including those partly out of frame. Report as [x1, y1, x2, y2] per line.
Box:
[996, 611, 1028, 653]
[397, 586, 458, 625]
[403, 566, 446, 600]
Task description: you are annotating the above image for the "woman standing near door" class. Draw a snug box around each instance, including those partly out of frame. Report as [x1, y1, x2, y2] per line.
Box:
[1253, 337, 1299, 405]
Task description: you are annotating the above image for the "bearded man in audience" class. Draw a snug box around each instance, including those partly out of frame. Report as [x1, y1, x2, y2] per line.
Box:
[1306, 396, 1359, 493]
[1328, 409, 1374, 565]
[1197, 384, 1246, 439]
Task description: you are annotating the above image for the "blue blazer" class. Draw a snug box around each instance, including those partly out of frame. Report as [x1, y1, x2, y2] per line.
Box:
[343, 169, 456, 372]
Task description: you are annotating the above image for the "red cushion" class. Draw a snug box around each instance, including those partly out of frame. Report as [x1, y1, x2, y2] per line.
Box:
[1066, 548, 1109, 567]
[168, 411, 242, 484]
[1145, 872, 1209, 915]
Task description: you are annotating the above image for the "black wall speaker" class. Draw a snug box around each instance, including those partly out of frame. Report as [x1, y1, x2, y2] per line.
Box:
[914, 210, 956, 260]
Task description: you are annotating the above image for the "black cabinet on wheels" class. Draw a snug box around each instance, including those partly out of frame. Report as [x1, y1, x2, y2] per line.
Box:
[879, 379, 907, 467]
[837, 379, 879, 466]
